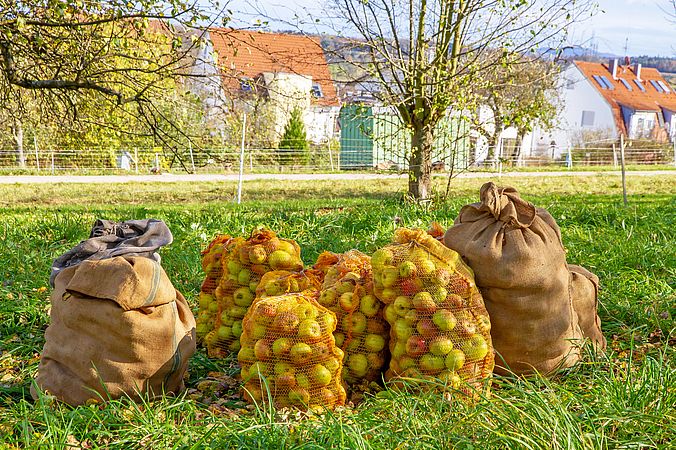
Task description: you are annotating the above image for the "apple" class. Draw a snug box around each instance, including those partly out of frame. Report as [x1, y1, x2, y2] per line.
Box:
[272, 337, 293, 356]
[461, 334, 489, 360]
[336, 281, 354, 295]
[249, 277, 261, 293]
[238, 346, 255, 363]
[346, 337, 362, 352]
[359, 294, 380, 317]
[429, 336, 453, 356]
[364, 334, 386, 352]
[289, 342, 313, 365]
[198, 293, 214, 309]
[204, 330, 218, 347]
[269, 250, 295, 270]
[231, 321, 243, 338]
[342, 312, 367, 334]
[272, 311, 300, 334]
[314, 342, 331, 360]
[248, 361, 268, 381]
[367, 352, 385, 369]
[381, 266, 400, 288]
[249, 245, 267, 264]
[347, 353, 369, 377]
[288, 388, 310, 405]
[371, 248, 394, 269]
[432, 310, 457, 331]
[229, 340, 241, 352]
[444, 349, 466, 371]
[405, 335, 427, 357]
[339, 292, 359, 313]
[418, 259, 436, 276]
[367, 320, 387, 335]
[277, 240, 297, 255]
[274, 372, 296, 388]
[412, 292, 436, 313]
[238, 268, 251, 286]
[296, 373, 311, 389]
[319, 289, 338, 307]
[296, 302, 318, 320]
[196, 322, 210, 337]
[217, 325, 232, 340]
[220, 310, 230, 323]
[393, 319, 413, 340]
[229, 305, 247, 319]
[416, 319, 437, 338]
[393, 296, 412, 316]
[251, 322, 267, 339]
[455, 312, 477, 337]
[380, 288, 399, 303]
[334, 332, 346, 348]
[274, 361, 295, 376]
[438, 370, 462, 389]
[254, 302, 277, 324]
[445, 294, 464, 309]
[298, 319, 322, 341]
[243, 384, 263, 403]
[400, 278, 424, 296]
[253, 339, 272, 360]
[318, 388, 336, 406]
[208, 300, 220, 314]
[264, 282, 281, 296]
[391, 341, 407, 359]
[475, 314, 491, 334]
[383, 304, 398, 323]
[227, 258, 242, 276]
[233, 287, 254, 307]
[250, 264, 267, 275]
[398, 261, 418, 278]
[324, 357, 341, 373]
[398, 355, 416, 371]
[311, 364, 332, 387]
[434, 268, 452, 286]
[318, 313, 336, 332]
[420, 354, 445, 374]
[430, 286, 448, 304]
[448, 276, 471, 296]
[403, 309, 418, 326]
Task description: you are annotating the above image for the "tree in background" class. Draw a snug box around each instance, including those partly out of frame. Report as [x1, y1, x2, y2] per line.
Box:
[278, 107, 309, 165]
[327, 0, 594, 200]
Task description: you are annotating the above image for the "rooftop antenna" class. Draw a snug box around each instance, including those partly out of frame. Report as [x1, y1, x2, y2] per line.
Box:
[623, 37, 629, 57]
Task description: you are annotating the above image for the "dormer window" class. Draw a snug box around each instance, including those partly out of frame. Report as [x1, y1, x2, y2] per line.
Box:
[311, 83, 324, 98]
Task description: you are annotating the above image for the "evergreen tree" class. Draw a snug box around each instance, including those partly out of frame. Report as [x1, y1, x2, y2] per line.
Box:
[278, 107, 309, 165]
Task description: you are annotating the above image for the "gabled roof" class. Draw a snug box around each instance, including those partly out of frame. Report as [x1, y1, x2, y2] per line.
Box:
[209, 28, 339, 107]
[574, 60, 676, 135]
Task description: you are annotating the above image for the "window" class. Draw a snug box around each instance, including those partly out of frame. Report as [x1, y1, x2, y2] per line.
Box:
[657, 80, 671, 93]
[581, 110, 595, 127]
[650, 80, 664, 93]
[599, 75, 614, 90]
[311, 83, 324, 98]
[619, 78, 633, 91]
[634, 79, 646, 92]
[592, 75, 605, 89]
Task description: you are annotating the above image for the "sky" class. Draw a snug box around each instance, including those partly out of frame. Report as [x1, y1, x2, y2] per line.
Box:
[225, 0, 676, 57]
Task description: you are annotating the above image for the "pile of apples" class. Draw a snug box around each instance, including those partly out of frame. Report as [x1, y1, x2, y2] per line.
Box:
[317, 250, 389, 386]
[372, 229, 494, 391]
[238, 293, 347, 410]
[204, 228, 304, 358]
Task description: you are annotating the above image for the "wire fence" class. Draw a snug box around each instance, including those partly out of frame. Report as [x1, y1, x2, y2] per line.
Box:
[0, 141, 674, 175]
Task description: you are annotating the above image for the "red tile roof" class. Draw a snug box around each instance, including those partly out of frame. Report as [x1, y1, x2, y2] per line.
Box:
[209, 28, 339, 107]
[574, 60, 676, 135]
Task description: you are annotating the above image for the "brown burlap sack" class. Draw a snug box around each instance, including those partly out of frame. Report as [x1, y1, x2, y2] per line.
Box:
[32, 256, 196, 406]
[443, 182, 583, 376]
[569, 264, 606, 350]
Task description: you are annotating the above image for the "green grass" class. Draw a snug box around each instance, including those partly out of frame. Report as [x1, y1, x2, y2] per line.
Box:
[0, 175, 674, 449]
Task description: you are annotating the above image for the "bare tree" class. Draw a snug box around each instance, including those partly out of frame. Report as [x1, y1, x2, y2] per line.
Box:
[326, 0, 594, 199]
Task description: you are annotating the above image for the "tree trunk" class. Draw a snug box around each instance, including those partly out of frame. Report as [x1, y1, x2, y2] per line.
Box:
[408, 123, 434, 200]
[11, 120, 26, 168]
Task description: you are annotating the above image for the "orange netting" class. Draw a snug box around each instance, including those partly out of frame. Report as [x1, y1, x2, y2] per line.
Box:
[206, 227, 304, 358]
[196, 235, 234, 343]
[318, 250, 389, 387]
[255, 270, 323, 299]
[238, 292, 347, 411]
[373, 228, 494, 397]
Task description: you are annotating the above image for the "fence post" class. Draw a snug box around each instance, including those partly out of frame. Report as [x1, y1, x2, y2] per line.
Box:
[620, 134, 627, 206]
[155, 153, 159, 172]
[134, 148, 139, 174]
[33, 135, 40, 172]
[567, 146, 572, 169]
[612, 143, 618, 167]
[189, 141, 196, 174]
[51, 150, 55, 174]
[328, 140, 334, 171]
[249, 152, 253, 172]
[237, 112, 247, 204]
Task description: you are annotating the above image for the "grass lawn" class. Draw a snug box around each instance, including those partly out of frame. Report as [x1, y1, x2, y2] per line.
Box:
[0, 174, 674, 449]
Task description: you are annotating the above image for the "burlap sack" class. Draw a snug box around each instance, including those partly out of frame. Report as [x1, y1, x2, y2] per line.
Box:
[32, 256, 196, 405]
[569, 264, 606, 350]
[443, 182, 583, 376]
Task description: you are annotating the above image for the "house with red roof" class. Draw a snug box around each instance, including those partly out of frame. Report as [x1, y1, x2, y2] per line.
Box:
[207, 28, 340, 144]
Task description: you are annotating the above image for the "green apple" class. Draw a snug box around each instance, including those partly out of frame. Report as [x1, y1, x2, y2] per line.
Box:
[231, 321, 243, 338]
[254, 339, 272, 361]
[198, 293, 214, 309]
[248, 361, 268, 381]
[412, 292, 436, 313]
[444, 349, 466, 371]
[269, 250, 294, 270]
[364, 334, 386, 352]
[383, 304, 398, 323]
[229, 305, 247, 319]
[296, 373, 311, 389]
[289, 342, 313, 365]
[381, 266, 400, 288]
[233, 287, 254, 307]
[430, 286, 448, 304]
[339, 292, 359, 313]
[272, 337, 293, 356]
[393, 318, 413, 340]
[311, 364, 332, 387]
[238, 346, 255, 363]
[254, 302, 277, 325]
[420, 354, 445, 374]
[208, 300, 219, 313]
[476, 314, 491, 334]
[391, 341, 407, 359]
[296, 302, 318, 320]
[393, 296, 412, 316]
[272, 311, 300, 333]
[249, 245, 267, 264]
[318, 312, 336, 332]
[227, 258, 242, 275]
[342, 312, 367, 334]
[347, 353, 369, 377]
[251, 322, 266, 339]
[398, 261, 418, 278]
[429, 336, 453, 356]
[288, 388, 310, 405]
[324, 357, 340, 373]
[359, 294, 380, 317]
[371, 248, 394, 269]
[432, 309, 457, 331]
[416, 319, 437, 337]
[264, 281, 281, 296]
[314, 342, 331, 360]
[249, 279, 261, 293]
[334, 332, 346, 348]
[461, 334, 489, 360]
[367, 320, 387, 335]
[196, 322, 210, 337]
[418, 258, 436, 276]
[229, 340, 241, 352]
[380, 287, 399, 303]
[220, 310, 230, 323]
[346, 336, 362, 352]
[336, 281, 354, 295]
[438, 370, 462, 389]
[277, 240, 297, 255]
[398, 355, 416, 371]
[217, 325, 232, 340]
[367, 352, 385, 369]
[238, 268, 251, 286]
[403, 309, 418, 326]
[274, 361, 295, 376]
[298, 319, 322, 341]
[319, 289, 338, 307]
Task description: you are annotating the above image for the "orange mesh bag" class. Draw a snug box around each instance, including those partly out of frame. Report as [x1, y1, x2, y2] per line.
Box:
[238, 293, 347, 411]
[256, 270, 323, 299]
[206, 227, 304, 358]
[373, 228, 494, 397]
[427, 222, 446, 242]
[317, 250, 389, 387]
[313, 251, 341, 285]
[196, 235, 233, 342]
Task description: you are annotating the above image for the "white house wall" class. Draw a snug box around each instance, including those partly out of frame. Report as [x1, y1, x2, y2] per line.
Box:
[304, 107, 339, 143]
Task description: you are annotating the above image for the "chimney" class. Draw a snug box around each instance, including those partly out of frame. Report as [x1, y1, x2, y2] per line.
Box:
[609, 58, 618, 79]
[633, 63, 642, 81]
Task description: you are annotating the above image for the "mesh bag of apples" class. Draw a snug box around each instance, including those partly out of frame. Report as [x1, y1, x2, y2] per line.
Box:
[203, 227, 304, 358]
[318, 250, 389, 387]
[238, 292, 347, 410]
[255, 269, 323, 299]
[373, 228, 494, 396]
